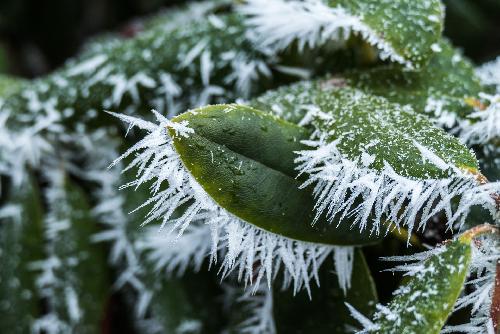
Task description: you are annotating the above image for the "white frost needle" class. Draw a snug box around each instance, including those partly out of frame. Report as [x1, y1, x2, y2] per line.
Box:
[459, 93, 500, 146]
[295, 134, 500, 239]
[345, 303, 380, 334]
[476, 56, 500, 93]
[237, 283, 277, 334]
[111, 110, 354, 295]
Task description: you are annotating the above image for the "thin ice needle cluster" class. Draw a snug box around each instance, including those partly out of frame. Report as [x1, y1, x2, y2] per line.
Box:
[295, 133, 500, 239]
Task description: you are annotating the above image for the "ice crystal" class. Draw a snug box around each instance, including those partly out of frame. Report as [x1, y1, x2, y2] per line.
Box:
[345, 303, 379, 334]
[459, 93, 500, 146]
[0, 108, 55, 186]
[81, 132, 156, 319]
[477, 57, 500, 93]
[137, 223, 212, 276]
[296, 133, 500, 238]
[237, 284, 277, 334]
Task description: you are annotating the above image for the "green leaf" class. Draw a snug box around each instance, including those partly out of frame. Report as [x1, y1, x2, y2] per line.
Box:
[368, 233, 477, 334]
[44, 176, 111, 333]
[334, 0, 444, 69]
[0, 175, 44, 334]
[273, 249, 378, 333]
[250, 81, 490, 235]
[342, 39, 484, 121]
[251, 80, 479, 179]
[171, 104, 381, 245]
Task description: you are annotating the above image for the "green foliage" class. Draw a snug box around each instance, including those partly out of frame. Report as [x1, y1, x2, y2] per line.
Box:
[0, 1, 499, 333]
[44, 176, 110, 333]
[369, 233, 474, 333]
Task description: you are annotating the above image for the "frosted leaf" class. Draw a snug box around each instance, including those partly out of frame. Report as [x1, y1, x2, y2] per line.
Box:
[30, 168, 73, 334]
[27, 158, 110, 333]
[351, 233, 499, 334]
[350, 237, 473, 333]
[340, 41, 500, 146]
[0, 8, 286, 152]
[112, 111, 355, 295]
[443, 238, 500, 334]
[240, 0, 443, 69]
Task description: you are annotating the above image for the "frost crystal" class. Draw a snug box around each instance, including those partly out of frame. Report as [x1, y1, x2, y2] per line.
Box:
[459, 93, 500, 146]
[476, 57, 500, 93]
[0, 107, 56, 187]
[345, 303, 380, 334]
[111, 110, 354, 295]
[81, 132, 157, 320]
[240, 0, 411, 68]
[296, 134, 500, 238]
[237, 284, 277, 334]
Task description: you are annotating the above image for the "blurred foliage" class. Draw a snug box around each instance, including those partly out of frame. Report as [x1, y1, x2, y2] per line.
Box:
[0, 0, 499, 76]
[0, 0, 187, 76]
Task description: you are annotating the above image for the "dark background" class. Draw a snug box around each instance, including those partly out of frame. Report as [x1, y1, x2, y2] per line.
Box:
[0, 0, 500, 78]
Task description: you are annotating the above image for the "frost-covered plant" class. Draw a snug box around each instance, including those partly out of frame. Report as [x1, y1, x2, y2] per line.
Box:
[1, 0, 500, 333]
